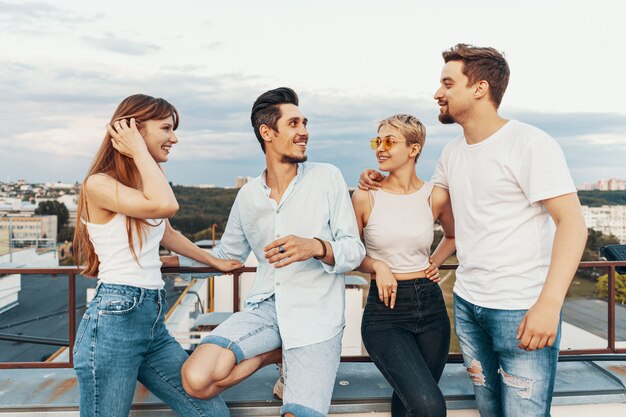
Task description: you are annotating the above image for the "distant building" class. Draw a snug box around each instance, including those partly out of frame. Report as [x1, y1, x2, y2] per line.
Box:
[235, 176, 255, 189]
[582, 205, 626, 243]
[0, 216, 57, 242]
[577, 178, 626, 191]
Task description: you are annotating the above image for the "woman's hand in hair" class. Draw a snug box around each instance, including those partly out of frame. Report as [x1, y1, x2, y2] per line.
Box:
[107, 118, 148, 159]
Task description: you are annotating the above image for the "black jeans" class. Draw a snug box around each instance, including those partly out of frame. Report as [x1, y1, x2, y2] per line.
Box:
[361, 279, 451, 417]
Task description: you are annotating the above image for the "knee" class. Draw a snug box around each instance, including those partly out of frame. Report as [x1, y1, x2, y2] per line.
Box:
[181, 346, 235, 399]
[181, 362, 213, 398]
[406, 393, 446, 417]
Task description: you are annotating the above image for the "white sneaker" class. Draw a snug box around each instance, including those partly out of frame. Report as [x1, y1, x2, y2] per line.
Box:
[273, 363, 284, 400]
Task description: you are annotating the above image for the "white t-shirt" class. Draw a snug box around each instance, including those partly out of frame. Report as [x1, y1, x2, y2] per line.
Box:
[431, 120, 576, 309]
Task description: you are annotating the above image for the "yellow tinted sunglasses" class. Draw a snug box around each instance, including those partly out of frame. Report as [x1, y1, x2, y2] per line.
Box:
[370, 137, 408, 151]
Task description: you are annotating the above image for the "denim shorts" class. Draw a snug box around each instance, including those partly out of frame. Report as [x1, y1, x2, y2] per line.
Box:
[201, 296, 343, 417]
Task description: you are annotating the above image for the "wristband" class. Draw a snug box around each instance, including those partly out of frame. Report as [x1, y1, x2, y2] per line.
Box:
[313, 237, 327, 260]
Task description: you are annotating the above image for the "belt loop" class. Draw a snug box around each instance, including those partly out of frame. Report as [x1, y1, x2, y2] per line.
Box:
[138, 287, 145, 304]
[94, 281, 102, 297]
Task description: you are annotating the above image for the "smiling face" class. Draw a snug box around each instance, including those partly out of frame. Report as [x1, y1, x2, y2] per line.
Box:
[374, 124, 420, 172]
[265, 103, 309, 164]
[139, 115, 178, 163]
[433, 60, 475, 125]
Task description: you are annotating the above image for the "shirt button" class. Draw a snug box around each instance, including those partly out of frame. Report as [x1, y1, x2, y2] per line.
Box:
[276, 282, 280, 286]
[276, 234, 280, 238]
[276, 209, 280, 214]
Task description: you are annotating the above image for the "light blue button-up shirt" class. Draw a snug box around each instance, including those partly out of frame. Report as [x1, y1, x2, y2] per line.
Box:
[212, 162, 365, 349]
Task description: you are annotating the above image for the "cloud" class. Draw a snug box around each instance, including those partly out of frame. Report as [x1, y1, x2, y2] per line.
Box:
[0, 57, 623, 186]
[0, 1, 99, 35]
[82, 33, 160, 55]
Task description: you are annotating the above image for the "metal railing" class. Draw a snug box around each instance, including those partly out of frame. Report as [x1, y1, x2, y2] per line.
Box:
[1, 261, 625, 369]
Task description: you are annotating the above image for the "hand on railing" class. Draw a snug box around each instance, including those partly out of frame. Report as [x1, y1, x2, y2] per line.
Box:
[162, 255, 227, 281]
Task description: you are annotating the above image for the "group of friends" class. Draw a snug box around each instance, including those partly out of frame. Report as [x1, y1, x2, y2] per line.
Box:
[71, 43, 588, 417]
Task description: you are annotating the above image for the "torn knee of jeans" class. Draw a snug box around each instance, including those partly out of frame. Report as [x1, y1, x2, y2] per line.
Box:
[466, 359, 486, 386]
[498, 368, 534, 399]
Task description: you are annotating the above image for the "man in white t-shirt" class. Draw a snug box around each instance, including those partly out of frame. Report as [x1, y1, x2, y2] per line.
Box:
[360, 44, 587, 416]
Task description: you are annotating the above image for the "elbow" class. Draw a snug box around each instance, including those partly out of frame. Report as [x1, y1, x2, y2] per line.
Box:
[153, 201, 179, 218]
[166, 201, 180, 217]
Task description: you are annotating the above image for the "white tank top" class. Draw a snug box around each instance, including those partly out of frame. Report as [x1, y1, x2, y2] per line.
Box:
[363, 182, 434, 273]
[83, 213, 166, 289]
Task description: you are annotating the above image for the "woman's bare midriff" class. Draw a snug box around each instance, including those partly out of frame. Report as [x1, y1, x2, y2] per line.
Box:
[370, 270, 428, 281]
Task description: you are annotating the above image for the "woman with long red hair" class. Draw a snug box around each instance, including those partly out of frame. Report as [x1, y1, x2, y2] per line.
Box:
[73, 94, 242, 417]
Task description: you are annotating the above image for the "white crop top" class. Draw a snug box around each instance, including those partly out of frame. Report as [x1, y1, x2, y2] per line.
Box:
[363, 182, 434, 273]
[83, 213, 166, 289]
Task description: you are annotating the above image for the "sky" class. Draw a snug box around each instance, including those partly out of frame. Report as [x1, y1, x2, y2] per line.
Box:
[0, 0, 624, 187]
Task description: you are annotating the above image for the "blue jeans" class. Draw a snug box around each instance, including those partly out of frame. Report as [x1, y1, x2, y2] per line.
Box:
[454, 293, 561, 417]
[73, 283, 229, 417]
[201, 296, 342, 417]
[361, 279, 450, 417]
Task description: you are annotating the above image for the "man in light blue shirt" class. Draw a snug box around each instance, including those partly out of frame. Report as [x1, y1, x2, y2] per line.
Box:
[181, 87, 365, 417]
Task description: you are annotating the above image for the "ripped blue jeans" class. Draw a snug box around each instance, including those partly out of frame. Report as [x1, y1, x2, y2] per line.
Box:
[454, 293, 560, 417]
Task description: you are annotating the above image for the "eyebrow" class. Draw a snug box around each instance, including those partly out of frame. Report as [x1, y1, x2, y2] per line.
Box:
[288, 117, 308, 124]
[441, 77, 454, 83]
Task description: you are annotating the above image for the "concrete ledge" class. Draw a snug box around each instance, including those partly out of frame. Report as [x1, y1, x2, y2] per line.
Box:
[1, 361, 625, 416]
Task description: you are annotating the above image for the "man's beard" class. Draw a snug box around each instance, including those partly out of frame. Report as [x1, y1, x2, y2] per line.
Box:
[438, 111, 456, 124]
[281, 154, 308, 164]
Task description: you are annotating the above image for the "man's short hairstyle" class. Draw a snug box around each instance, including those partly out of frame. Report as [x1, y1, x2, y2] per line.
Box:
[378, 114, 426, 163]
[251, 87, 299, 153]
[442, 43, 510, 108]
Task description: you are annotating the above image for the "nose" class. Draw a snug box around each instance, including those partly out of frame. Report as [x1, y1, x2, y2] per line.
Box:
[170, 132, 179, 144]
[434, 86, 444, 100]
[299, 124, 308, 136]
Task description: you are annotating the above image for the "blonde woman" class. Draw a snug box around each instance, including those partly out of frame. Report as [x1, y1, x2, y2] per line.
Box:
[352, 114, 455, 417]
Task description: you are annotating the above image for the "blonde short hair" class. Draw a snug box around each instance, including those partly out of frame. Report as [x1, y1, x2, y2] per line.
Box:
[378, 114, 426, 161]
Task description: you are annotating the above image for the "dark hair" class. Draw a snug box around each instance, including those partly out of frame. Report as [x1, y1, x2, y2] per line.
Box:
[250, 87, 299, 153]
[442, 44, 510, 108]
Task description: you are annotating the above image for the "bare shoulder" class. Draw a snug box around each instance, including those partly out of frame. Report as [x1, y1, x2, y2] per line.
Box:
[84, 173, 115, 189]
[83, 173, 121, 203]
[351, 187, 370, 207]
[431, 185, 449, 201]
[430, 185, 451, 215]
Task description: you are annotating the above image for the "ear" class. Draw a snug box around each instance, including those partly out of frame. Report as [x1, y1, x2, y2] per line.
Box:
[259, 124, 273, 144]
[474, 80, 490, 99]
[410, 143, 421, 158]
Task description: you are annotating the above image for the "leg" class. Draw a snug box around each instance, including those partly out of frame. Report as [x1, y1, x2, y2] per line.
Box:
[281, 330, 343, 417]
[74, 287, 148, 417]
[138, 322, 230, 417]
[454, 294, 502, 417]
[363, 327, 447, 417]
[182, 299, 282, 399]
[488, 309, 561, 417]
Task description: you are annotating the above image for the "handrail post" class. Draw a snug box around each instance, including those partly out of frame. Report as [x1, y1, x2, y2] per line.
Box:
[233, 272, 240, 312]
[68, 273, 76, 366]
[608, 265, 616, 353]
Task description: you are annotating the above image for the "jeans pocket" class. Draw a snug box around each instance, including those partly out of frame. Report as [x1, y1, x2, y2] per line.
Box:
[98, 293, 138, 315]
[73, 313, 91, 355]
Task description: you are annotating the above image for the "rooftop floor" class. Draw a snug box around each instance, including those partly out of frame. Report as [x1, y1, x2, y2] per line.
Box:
[1, 359, 625, 416]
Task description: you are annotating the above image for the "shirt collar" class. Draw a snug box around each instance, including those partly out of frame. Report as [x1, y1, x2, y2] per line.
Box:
[261, 163, 305, 192]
